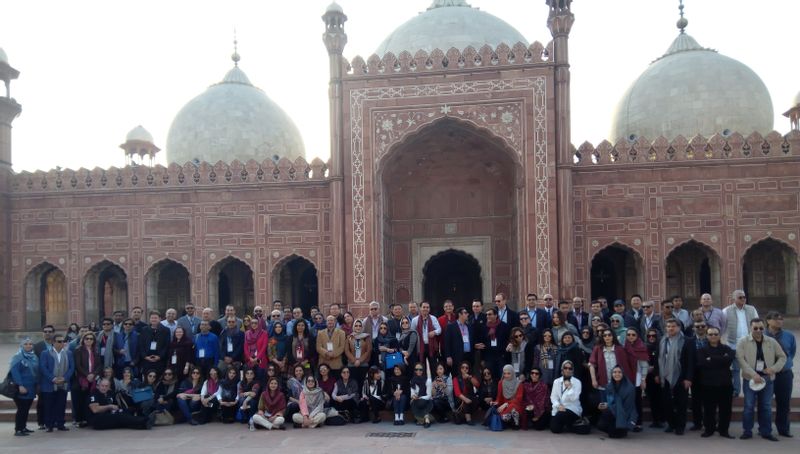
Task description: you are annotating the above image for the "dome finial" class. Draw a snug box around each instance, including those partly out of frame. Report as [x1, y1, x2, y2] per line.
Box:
[677, 0, 688, 34]
[231, 28, 241, 66]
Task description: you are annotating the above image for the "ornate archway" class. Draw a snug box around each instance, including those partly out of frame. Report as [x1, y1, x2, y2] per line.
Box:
[208, 257, 254, 316]
[422, 249, 483, 314]
[665, 240, 721, 307]
[144, 259, 191, 314]
[84, 260, 128, 325]
[24, 262, 68, 329]
[272, 255, 318, 316]
[742, 238, 799, 315]
[590, 243, 644, 303]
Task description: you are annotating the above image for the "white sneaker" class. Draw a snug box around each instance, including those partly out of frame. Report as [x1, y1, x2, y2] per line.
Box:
[248, 423, 255, 432]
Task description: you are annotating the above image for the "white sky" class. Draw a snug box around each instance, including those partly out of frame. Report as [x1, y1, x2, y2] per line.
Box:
[2, 0, 798, 172]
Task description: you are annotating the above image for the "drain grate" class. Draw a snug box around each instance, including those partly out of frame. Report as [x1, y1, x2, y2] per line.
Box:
[366, 432, 416, 438]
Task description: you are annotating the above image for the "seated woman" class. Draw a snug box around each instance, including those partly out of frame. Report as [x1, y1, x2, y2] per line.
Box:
[317, 363, 336, 398]
[292, 375, 329, 428]
[506, 327, 534, 378]
[494, 364, 524, 429]
[113, 367, 141, 412]
[332, 367, 364, 423]
[410, 362, 434, 428]
[219, 367, 240, 423]
[597, 366, 638, 438]
[176, 367, 203, 425]
[237, 368, 262, 424]
[478, 367, 497, 411]
[285, 363, 306, 422]
[267, 321, 289, 375]
[522, 367, 550, 430]
[361, 366, 386, 423]
[251, 377, 286, 431]
[198, 367, 223, 424]
[430, 362, 453, 423]
[154, 368, 179, 414]
[550, 360, 583, 434]
[387, 364, 410, 425]
[137, 370, 160, 416]
[533, 330, 558, 386]
[452, 361, 479, 425]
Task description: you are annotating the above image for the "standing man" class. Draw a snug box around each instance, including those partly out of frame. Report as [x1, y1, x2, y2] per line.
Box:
[700, 293, 727, 332]
[39, 334, 74, 432]
[696, 326, 735, 439]
[524, 293, 549, 331]
[411, 301, 442, 368]
[218, 305, 243, 331]
[627, 294, 644, 324]
[329, 303, 345, 326]
[407, 302, 420, 323]
[494, 293, 519, 328]
[316, 315, 346, 377]
[34, 325, 55, 430]
[690, 320, 709, 432]
[469, 299, 486, 327]
[113, 318, 139, 378]
[444, 308, 474, 370]
[272, 300, 283, 312]
[137, 311, 170, 377]
[723, 290, 758, 397]
[541, 294, 556, 319]
[557, 300, 578, 327]
[194, 320, 220, 375]
[96, 318, 117, 372]
[362, 301, 388, 341]
[736, 318, 786, 441]
[640, 300, 663, 337]
[201, 307, 223, 336]
[176, 302, 201, 340]
[130, 306, 147, 332]
[112, 310, 126, 333]
[657, 319, 695, 435]
[672, 295, 691, 329]
[588, 300, 605, 326]
[160, 308, 179, 338]
[219, 317, 245, 373]
[572, 297, 589, 331]
[386, 303, 405, 339]
[765, 311, 795, 438]
[438, 299, 457, 328]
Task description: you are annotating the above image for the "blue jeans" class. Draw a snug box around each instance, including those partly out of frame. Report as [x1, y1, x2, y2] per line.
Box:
[742, 376, 773, 437]
[392, 394, 408, 415]
[176, 398, 201, 423]
[731, 352, 741, 396]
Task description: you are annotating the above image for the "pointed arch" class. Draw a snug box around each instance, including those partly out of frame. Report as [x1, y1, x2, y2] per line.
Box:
[742, 238, 799, 315]
[24, 262, 68, 329]
[144, 259, 191, 315]
[271, 254, 318, 317]
[208, 255, 254, 316]
[589, 242, 644, 302]
[665, 240, 721, 307]
[83, 259, 128, 325]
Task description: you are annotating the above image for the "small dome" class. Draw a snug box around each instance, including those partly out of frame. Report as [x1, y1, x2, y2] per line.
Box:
[0, 47, 8, 64]
[325, 1, 343, 14]
[793, 91, 800, 108]
[376, 0, 527, 56]
[125, 125, 154, 143]
[610, 33, 773, 141]
[166, 64, 305, 165]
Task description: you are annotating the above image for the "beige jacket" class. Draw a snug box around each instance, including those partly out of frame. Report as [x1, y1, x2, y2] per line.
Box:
[315, 328, 347, 370]
[735, 334, 787, 380]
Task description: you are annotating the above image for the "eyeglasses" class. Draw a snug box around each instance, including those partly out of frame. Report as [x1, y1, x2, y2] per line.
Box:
[514, 334, 524, 338]
[663, 305, 674, 309]
[123, 322, 133, 326]
[752, 327, 764, 331]
[544, 298, 553, 301]
[530, 371, 541, 375]
[626, 333, 637, 337]
[415, 368, 424, 371]
[643, 305, 653, 309]
[562, 366, 573, 370]
[602, 334, 614, 338]
[647, 334, 657, 338]
[519, 317, 529, 321]
[694, 324, 707, 329]
[84, 338, 95, 341]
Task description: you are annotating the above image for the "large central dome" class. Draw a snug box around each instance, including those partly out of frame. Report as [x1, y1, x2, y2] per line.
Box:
[166, 60, 305, 165]
[375, 0, 528, 56]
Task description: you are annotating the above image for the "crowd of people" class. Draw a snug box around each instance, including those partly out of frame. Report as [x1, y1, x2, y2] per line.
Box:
[6, 291, 795, 442]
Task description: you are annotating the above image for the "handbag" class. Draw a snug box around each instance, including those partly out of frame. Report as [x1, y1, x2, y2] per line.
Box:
[153, 410, 174, 426]
[483, 405, 504, 432]
[384, 352, 404, 370]
[572, 416, 592, 435]
[131, 386, 154, 404]
[0, 371, 18, 398]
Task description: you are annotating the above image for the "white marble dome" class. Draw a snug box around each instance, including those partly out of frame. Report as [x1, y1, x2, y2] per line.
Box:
[0, 47, 7, 64]
[166, 64, 305, 165]
[376, 0, 528, 56]
[125, 125, 154, 143]
[610, 32, 774, 141]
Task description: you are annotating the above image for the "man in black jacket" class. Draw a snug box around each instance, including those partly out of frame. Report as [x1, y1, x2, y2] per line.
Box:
[656, 318, 696, 435]
[137, 311, 171, 378]
[696, 326, 735, 439]
[468, 299, 486, 327]
[494, 292, 519, 329]
[444, 308, 475, 371]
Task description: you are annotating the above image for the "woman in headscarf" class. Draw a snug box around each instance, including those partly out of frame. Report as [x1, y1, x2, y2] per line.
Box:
[332, 366, 364, 423]
[345, 319, 372, 386]
[375, 321, 401, 369]
[550, 311, 578, 345]
[506, 327, 534, 378]
[396, 319, 416, 368]
[341, 312, 354, 336]
[289, 319, 314, 374]
[292, 375, 329, 428]
[494, 364, 524, 429]
[554, 332, 584, 381]
[154, 367, 179, 414]
[597, 366, 638, 438]
[244, 318, 269, 380]
[409, 362, 434, 428]
[310, 313, 327, 338]
[609, 314, 628, 344]
[452, 361, 479, 425]
[236, 367, 261, 424]
[361, 366, 386, 423]
[167, 326, 194, 382]
[251, 377, 286, 430]
[9, 338, 38, 436]
[532, 330, 558, 385]
[317, 363, 336, 397]
[74, 331, 101, 427]
[387, 364, 410, 425]
[644, 327, 665, 428]
[578, 326, 595, 357]
[267, 321, 289, 374]
[623, 327, 649, 432]
[522, 366, 550, 431]
[218, 366, 240, 423]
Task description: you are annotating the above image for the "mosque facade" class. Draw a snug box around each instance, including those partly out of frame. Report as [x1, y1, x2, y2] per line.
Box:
[1, 0, 799, 331]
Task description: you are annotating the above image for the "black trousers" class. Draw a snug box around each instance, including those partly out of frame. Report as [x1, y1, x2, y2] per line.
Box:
[73, 385, 92, 423]
[90, 411, 149, 430]
[13, 397, 34, 431]
[691, 381, 704, 427]
[661, 382, 688, 431]
[550, 409, 579, 433]
[645, 373, 664, 424]
[702, 384, 732, 435]
[598, 409, 628, 438]
[524, 410, 550, 430]
[36, 392, 45, 426]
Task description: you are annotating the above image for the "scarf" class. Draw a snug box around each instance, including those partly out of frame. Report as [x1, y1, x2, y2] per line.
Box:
[486, 318, 499, 340]
[658, 332, 684, 387]
[303, 384, 325, 416]
[510, 339, 528, 373]
[501, 364, 520, 399]
[555, 340, 578, 372]
[50, 348, 69, 390]
[204, 377, 219, 396]
[415, 316, 438, 358]
[97, 330, 115, 368]
[269, 323, 288, 360]
[624, 337, 649, 362]
[245, 326, 266, 358]
[9, 339, 39, 378]
[610, 314, 627, 344]
[578, 331, 595, 355]
[262, 388, 286, 414]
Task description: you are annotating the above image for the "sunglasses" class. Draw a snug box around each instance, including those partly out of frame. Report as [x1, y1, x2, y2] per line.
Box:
[603, 334, 614, 337]
[415, 368, 424, 371]
[530, 371, 541, 375]
[562, 366, 573, 370]
[663, 305, 674, 309]
[514, 334, 524, 338]
[519, 317, 529, 321]
[752, 327, 764, 331]
[626, 333, 637, 337]
[84, 338, 95, 341]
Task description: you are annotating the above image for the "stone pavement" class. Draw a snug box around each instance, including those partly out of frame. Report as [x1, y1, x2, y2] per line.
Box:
[0, 419, 797, 454]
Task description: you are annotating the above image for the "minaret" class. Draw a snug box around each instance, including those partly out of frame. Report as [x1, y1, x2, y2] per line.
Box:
[322, 2, 348, 307]
[120, 125, 160, 166]
[546, 1, 576, 298]
[0, 47, 20, 330]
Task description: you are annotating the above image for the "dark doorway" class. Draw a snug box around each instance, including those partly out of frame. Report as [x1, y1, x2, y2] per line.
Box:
[742, 238, 799, 315]
[210, 257, 254, 317]
[664, 241, 721, 307]
[590, 245, 642, 303]
[422, 249, 482, 315]
[274, 256, 318, 317]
